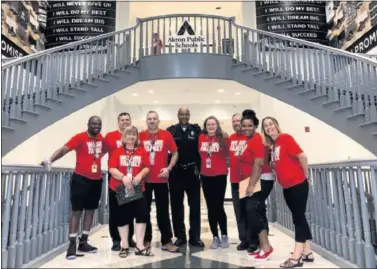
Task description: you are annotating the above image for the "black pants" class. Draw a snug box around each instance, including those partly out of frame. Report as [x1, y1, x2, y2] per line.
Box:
[244, 179, 274, 245]
[70, 173, 103, 211]
[283, 180, 312, 243]
[144, 183, 173, 245]
[231, 183, 247, 243]
[169, 165, 201, 240]
[201, 174, 228, 238]
[108, 173, 134, 242]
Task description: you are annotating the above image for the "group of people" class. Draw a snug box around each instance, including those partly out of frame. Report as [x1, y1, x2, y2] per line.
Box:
[41, 106, 314, 268]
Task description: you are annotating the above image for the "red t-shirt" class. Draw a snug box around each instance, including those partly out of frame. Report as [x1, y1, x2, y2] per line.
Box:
[239, 133, 264, 180]
[104, 130, 122, 166]
[108, 146, 150, 192]
[228, 133, 248, 183]
[262, 146, 272, 174]
[65, 131, 104, 180]
[198, 134, 229, 177]
[139, 129, 177, 183]
[272, 133, 306, 188]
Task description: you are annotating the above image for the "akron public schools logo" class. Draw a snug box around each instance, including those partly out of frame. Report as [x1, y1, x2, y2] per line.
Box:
[168, 20, 205, 48]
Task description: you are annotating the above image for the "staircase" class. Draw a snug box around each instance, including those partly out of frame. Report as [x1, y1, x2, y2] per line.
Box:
[2, 14, 377, 156]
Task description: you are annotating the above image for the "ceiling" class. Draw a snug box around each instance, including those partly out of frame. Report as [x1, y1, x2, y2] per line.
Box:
[129, 1, 243, 25]
[113, 79, 259, 104]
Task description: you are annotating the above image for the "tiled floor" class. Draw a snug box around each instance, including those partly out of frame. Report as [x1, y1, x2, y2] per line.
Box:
[40, 204, 339, 268]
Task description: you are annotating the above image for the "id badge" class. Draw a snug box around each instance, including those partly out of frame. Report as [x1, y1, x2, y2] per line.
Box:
[91, 164, 98, 173]
[206, 158, 211, 169]
[149, 151, 156, 166]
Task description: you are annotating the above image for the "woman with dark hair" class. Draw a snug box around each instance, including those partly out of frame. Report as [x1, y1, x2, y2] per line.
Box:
[238, 109, 274, 261]
[261, 117, 313, 268]
[108, 126, 154, 258]
[199, 116, 230, 249]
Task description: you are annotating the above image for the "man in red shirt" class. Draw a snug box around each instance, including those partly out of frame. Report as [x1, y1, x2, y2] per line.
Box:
[139, 111, 180, 253]
[103, 112, 136, 251]
[41, 116, 104, 260]
[228, 113, 249, 251]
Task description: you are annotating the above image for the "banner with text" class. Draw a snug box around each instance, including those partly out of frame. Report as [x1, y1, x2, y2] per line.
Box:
[1, 1, 48, 58]
[46, 1, 116, 48]
[326, 1, 377, 53]
[256, 1, 328, 45]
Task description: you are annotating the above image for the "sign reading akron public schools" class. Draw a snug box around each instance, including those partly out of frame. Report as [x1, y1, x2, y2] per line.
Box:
[168, 20, 205, 48]
[46, 1, 116, 48]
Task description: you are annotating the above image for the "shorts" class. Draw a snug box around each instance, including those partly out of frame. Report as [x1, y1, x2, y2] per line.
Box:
[70, 173, 103, 211]
[110, 189, 149, 227]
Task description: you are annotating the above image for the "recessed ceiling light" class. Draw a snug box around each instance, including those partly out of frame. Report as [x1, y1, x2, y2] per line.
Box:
[234, 92, 241, 95]
[132, 92, 139, 97]
[153, 100, 159, 104]
[217, 89, 224, 93]
[216, 6, 222, 10]
[148, 89, 154, 94]
[214, 100, 221, 103]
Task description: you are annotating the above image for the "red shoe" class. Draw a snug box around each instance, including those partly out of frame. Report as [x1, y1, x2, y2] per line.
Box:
[247, 248, 260, 259]
[254, 247, 274, 261]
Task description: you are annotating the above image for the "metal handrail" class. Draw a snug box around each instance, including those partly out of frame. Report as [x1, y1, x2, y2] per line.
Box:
[231, 20, 377, 66]
[309, 159, 377, 168]
[1, 21, 141, 69]
[138, 13, 234, 22]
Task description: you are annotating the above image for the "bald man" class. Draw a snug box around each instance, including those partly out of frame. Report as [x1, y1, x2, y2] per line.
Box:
[41, 116, 105, 260]
[166, 107, 204, 247]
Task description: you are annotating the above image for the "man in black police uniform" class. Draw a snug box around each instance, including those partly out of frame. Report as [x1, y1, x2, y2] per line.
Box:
[167, 107, 204, 247]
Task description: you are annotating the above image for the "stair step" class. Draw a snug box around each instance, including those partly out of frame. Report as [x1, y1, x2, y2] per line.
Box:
[105, 73, 119, 79]
[359, 121, 377, 127]
[252, 71, 269, 77]
[333, 106, 352, 113]
[9, 117, 28, 129]
[81, 81, 98, 88]
[322, 100, 340, 107]
[264, 75, 279, 81]
[275, 79, 293, 86]
[232, 62, 247, 68]
[93, 77, 110, 83]
[2, 126, 15, 133]
[298, 89, 315, 95]
[46, 97, 63, 106]
[70, 86, 87, 93]
[241, 66, 258, 72]
[373, 132, 377, 136]
[286, 84, 303, 90]
[310, 94, 327, 101]
[34, 104, 53, 114]
[346, 113, 365, 120]
[117, 69, 131, 74]
[21, 110, 39, 121]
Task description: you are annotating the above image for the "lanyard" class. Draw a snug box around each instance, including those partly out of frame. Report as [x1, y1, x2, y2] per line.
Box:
[88, 133, 99, 161]
[148, 131, 159, 152]
[206, 135, 216, 158]
[124, 146, 136, 172]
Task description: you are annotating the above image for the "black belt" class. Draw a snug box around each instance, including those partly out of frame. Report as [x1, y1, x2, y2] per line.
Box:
[177, 162, 196, 170]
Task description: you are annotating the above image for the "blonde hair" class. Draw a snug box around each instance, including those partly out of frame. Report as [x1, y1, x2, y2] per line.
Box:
[122, 125, 139, 147]
[261, 117, 282, 146]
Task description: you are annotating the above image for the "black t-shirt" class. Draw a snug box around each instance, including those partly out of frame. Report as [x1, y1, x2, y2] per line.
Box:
[167, 123, 201, 167]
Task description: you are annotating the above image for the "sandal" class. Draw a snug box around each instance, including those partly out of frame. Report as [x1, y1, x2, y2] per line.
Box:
[135, 247, 154, 256]
[280, 257, 304, 268]
[289, 252, 315, 262]
[119, 248, 130, 258]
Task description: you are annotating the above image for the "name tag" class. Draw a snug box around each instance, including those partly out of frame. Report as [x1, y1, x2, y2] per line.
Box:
[206, 158, 211, 169]
[91, 164, 98, 173]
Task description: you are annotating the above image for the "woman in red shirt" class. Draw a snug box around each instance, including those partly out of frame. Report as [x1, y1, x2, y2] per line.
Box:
[108, 126, 153, 258]
[199, 116, 230, 249]
[238, 110, 273, 261]
[261, 117, 313, 268]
